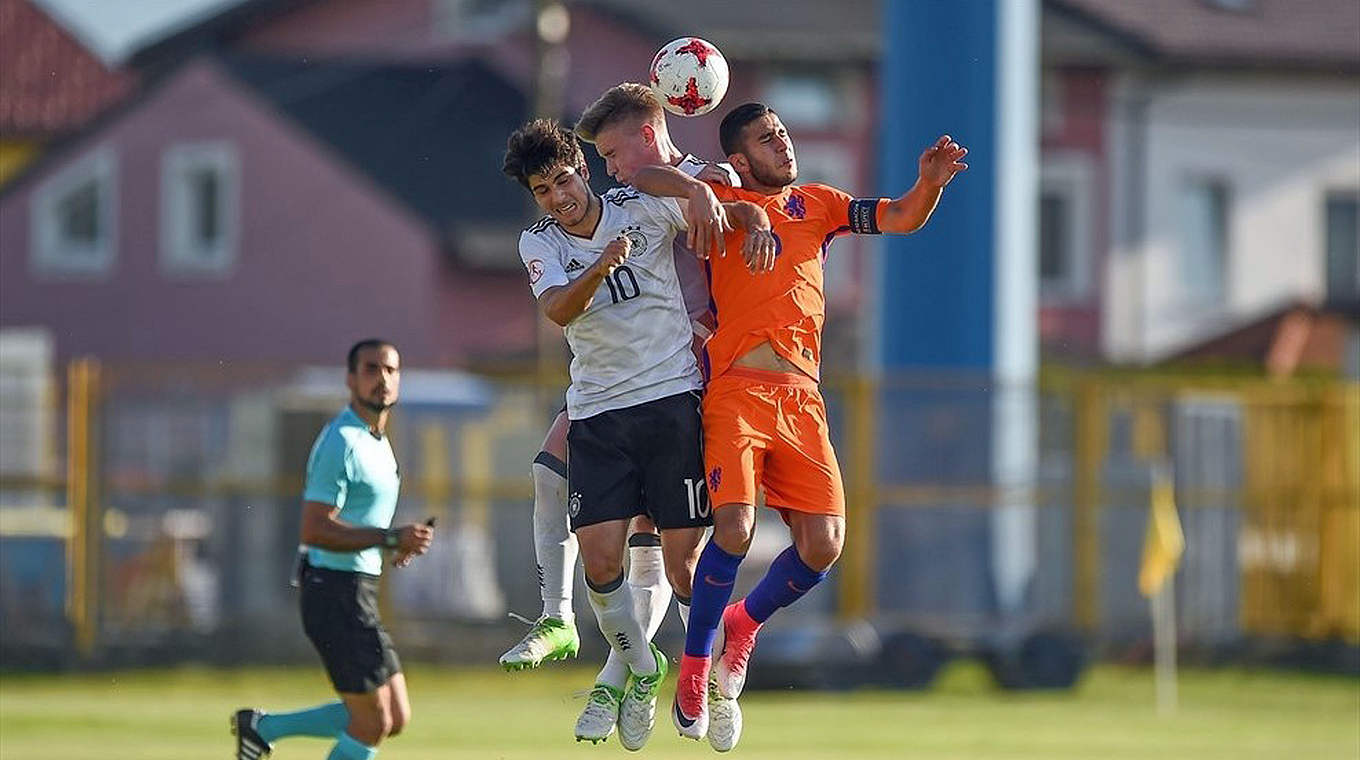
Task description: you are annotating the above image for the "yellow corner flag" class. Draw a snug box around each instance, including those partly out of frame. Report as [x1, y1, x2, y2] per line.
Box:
[1139, 465, 1185, 597]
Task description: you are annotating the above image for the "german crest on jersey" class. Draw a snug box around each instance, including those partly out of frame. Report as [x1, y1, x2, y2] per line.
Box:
[622, 225, 648, 253]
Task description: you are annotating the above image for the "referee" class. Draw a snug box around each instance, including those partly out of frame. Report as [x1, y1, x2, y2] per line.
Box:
[232, 339, 434, 760]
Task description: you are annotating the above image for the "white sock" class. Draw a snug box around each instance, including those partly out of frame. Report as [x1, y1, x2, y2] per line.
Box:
[532, 457, 575, 622]
[587, 573, 657, 676]
[596, 536, 670, 688]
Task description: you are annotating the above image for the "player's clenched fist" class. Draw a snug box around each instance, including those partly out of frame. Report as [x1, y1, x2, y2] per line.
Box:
[595, 235, 631, 275]
[919, 134, 969, 188]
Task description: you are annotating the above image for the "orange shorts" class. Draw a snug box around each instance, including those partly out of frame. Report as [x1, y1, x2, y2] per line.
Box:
[701, 367, 845, 516]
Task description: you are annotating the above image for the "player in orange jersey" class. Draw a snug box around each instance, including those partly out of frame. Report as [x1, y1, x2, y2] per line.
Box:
[630, 102, 967, 749]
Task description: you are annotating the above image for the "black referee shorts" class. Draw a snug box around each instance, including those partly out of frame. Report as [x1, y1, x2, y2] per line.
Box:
[299, 561, 402, 694]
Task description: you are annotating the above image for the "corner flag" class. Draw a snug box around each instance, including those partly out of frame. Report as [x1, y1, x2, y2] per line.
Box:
[1139, 465, 1185, 597]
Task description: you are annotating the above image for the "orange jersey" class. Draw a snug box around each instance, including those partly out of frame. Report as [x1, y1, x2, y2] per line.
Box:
[704, 183, 887, 381]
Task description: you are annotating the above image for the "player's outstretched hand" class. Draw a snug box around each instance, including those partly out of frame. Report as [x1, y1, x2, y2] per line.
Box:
[392, 521, 434, 567]
[919, 135, 969, 188]
[596, 235, 631, 275]
[742, 228, 778, 274]
[685, 183, 731, 259]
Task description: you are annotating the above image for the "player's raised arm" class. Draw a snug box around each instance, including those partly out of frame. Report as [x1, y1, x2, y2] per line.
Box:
[667, 194, 774, 271]
[538, 236, 631, 326]
[631, 164, 730, 255]
[878, 135, 969, 234]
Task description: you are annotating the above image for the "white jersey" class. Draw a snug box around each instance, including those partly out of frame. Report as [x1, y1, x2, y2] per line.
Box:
[520, 188, 701, 420]
[672, 155, 740, 324]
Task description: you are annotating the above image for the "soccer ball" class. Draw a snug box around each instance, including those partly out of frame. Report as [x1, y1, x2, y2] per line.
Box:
[648, 37, 730, 117]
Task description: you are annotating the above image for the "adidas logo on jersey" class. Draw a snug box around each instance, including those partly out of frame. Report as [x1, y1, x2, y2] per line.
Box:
[564, 259, 585, 273]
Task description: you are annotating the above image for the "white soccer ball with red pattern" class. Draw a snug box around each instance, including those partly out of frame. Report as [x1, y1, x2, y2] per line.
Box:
[648, 37, 730, 117]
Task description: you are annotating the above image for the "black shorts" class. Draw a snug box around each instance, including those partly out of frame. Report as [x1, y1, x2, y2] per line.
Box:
[299, 561, 402, 694]
[567, 390, 711, 531]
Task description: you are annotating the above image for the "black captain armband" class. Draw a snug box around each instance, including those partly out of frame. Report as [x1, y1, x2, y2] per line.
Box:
[848, 198, 883, 234]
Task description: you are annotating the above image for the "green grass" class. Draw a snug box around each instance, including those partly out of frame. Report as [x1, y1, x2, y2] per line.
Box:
[1, 662, 1356, 759]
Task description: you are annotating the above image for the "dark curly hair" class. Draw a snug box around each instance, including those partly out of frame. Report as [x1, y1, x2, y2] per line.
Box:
[502, 118, 588, 189]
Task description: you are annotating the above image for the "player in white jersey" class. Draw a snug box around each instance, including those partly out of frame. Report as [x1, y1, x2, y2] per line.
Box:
[574, 83, 764, 752]
[502, 119, 773, 750]
[497, 85, 740, 690]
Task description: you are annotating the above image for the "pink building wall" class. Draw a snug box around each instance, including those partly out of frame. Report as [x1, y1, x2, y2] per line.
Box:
[0, 58, 535, 365]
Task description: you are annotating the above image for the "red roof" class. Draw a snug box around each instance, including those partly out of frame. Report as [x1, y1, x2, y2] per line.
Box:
[0, 0, 137, 136]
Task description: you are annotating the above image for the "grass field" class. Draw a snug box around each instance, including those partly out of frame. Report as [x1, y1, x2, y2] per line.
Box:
[1, 661, 1356, 759]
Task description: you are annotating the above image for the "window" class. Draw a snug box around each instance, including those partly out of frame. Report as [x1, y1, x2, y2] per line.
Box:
[1040, 71, 1065, 138]
[1040, 192, 1069, 280]
[1203, 0, 1253, 11]
[1324, 191, 1359, 302]
[434, 0, 529, 41]
[763, 72, 844, 130]
[1038, 155, 1094, 302]
[30, 149, 117, 277]
[160, 143, 239, 276]
[1179, 178, 1230, 306]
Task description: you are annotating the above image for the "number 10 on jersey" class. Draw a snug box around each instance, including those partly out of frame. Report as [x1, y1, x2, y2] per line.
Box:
[604, 266, 640, 304]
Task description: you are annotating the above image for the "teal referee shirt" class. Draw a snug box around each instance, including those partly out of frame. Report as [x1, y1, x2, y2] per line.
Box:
[303, 406, 400, 576]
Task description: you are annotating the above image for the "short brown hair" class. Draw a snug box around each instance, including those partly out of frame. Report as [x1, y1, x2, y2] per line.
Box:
[501, 119, 587, 189]
[575, 83, 663, 143]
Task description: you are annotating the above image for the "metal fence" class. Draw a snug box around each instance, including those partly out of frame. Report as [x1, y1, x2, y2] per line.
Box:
[0, 357, 1355, 669]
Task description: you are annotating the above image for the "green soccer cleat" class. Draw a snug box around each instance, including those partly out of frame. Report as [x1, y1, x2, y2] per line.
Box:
[706, 674, 743, 753]
[618, 643, 668, 751]
[574, 683, 624, 744]
[499, 616, 580, 671]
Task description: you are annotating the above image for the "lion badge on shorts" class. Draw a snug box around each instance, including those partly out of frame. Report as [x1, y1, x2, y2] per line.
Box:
[568, 492, 582, 517]
[708, 467, 722, 492]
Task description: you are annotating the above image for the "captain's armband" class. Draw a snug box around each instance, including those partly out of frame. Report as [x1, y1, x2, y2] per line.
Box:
[848, 198, 884, 235]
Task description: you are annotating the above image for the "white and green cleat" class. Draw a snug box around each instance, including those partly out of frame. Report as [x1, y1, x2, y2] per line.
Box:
[499, 616, 580, 671]
[618, 643, 668, 751]
[574, 683, 624, 744]
[706, 675, 743, 753]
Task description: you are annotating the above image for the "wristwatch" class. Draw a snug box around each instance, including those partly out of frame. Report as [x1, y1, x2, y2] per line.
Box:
[383, 528, 400, 549]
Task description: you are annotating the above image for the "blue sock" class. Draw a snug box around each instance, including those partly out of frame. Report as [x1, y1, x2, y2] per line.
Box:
[257, 701, 348, 743]
[743, 545, 829, 623]
[683, 541, 744, 657]
[327, 732, 377, 760]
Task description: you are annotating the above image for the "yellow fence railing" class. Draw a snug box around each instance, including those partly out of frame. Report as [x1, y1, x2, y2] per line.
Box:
[2, 360, 1356, 660]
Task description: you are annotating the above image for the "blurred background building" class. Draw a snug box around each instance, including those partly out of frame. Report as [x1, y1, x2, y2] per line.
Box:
[0, 0, 1356, 684]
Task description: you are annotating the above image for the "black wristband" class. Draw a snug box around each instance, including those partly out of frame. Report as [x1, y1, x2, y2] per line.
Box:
[383, 528, 400, 549]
